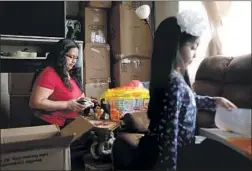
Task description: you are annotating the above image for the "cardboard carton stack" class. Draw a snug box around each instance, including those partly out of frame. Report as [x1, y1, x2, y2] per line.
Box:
[0, 73, 34, 128]
[110, 2, 153, 86]
[80, 1, 112, 99]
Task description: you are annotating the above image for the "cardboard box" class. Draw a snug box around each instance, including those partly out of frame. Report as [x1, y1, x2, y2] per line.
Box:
[87, 1, 112, 8]
[0, 117, 119, 170]
[117, 1, 153, 12]
[9, 95, 33, 128]
[0, 125, 74, 170]
[60, 117, 94, 142]
[84, 43, 110, 84]
[84, 8, 107, 43]
[63, 118, 120, 136]
[113, 58, 151, 86]
[0, 116, 100, 170]
[84, 83, 109, 100]
[8, 73, 34, 95]
[110, 3, 152, 60]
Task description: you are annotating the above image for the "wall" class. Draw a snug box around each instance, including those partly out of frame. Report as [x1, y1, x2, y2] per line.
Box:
[65, 1, 79, 17]
[154, 1, 179, 30]
[179, 1, 211, 83]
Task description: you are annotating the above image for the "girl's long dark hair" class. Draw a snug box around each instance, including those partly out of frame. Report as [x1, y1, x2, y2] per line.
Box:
[147, 17, 198, 125]
[30, 39, 83, 91]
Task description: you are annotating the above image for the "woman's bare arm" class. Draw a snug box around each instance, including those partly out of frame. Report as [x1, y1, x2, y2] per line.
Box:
[29, 85, 68, 111]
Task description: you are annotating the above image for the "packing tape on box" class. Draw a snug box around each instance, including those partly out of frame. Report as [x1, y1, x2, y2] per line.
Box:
[87, 78, 111, 84]
[88, 24, 104, 30]
[114, 54, 151, 63]
[120, 59, 142, 68]
[87, 82, 109, 87]
[122, 1, 143, 10]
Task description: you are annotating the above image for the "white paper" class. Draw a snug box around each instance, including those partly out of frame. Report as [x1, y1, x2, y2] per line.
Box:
[215, 107, 252, 138]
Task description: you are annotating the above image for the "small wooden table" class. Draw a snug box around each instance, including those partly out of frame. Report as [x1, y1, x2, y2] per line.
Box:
[84, 116, 122, 131]
[200, 128, 252, 161]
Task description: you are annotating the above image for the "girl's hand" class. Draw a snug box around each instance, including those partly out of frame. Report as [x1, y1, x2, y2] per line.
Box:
[215, 97, 237, 110]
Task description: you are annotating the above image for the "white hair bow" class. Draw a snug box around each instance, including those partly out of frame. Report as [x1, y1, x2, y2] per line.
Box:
[176, 9, 207, 37]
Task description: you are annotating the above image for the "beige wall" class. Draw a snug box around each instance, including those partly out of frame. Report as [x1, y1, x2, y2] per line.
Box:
[154, 1, 179, 30]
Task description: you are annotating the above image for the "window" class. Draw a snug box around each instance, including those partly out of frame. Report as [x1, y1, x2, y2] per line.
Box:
[179, 1, 211, 83]
[220, 1, 251, 56]
[179, 1, 251, 83]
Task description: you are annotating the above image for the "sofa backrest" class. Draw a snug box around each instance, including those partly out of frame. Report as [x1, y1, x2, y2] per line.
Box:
[193, 54, 252, 109]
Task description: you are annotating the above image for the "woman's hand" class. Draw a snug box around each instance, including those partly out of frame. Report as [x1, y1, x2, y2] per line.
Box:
[78, 93, 98, 104]
[215, 97, 237, 110]
[90, 96, 99, 104]
[66, 97, 86, 112]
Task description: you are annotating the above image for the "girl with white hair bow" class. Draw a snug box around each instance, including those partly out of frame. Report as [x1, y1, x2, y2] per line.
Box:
[112, 10, 241, 171]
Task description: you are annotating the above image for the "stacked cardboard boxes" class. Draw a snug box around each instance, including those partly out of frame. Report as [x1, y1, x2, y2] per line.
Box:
[87, 1, 112, 9]
[80, 1, 112, 99]
[80, 1, 153, 96]
[83, 43, 110, 99]
[110, 2, 153, 87]
[0, 73, 34, 128]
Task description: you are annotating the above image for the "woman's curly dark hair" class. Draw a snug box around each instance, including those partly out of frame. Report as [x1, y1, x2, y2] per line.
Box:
[30, 39, 83, 91]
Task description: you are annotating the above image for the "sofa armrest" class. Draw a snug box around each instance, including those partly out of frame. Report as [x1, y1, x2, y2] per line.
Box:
[122, 112, 150, 133]
[196, 111, 217, 128]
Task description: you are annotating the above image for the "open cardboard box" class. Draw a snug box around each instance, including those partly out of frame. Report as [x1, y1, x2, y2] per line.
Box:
[61, 116, 121, 142]
[0, 116, 116, 170]
[0, 125, 73, 170]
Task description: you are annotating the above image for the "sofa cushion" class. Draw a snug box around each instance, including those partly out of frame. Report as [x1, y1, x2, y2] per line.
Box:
[193, 80, 222, 97]
[222, 84, 252, 108]
[122, 112, 149, 133]
[194, 54, 252, 128]
[196, 111, 216, 128]
[222, 54, 252, 108]
[195, 56, 233, 82]
[225, 54, 252, 84]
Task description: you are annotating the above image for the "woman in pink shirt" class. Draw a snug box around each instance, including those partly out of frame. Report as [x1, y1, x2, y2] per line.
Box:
[29, 39, 87, 128]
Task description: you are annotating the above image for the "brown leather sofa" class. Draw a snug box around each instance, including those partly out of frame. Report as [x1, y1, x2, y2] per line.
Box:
[114, 54, 252, 169]
[122, 53, 252, 133]
[194, 54, 252, 128]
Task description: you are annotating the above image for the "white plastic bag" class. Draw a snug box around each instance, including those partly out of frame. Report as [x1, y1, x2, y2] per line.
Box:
[215, 107, 252, 138]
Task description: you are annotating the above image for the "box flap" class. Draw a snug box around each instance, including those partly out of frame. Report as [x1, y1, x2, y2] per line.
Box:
[0, 125, 60, 144]
[89, 120, 121, 131]
[1, 134, 73, 154]
[60, 116, 94, 142]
